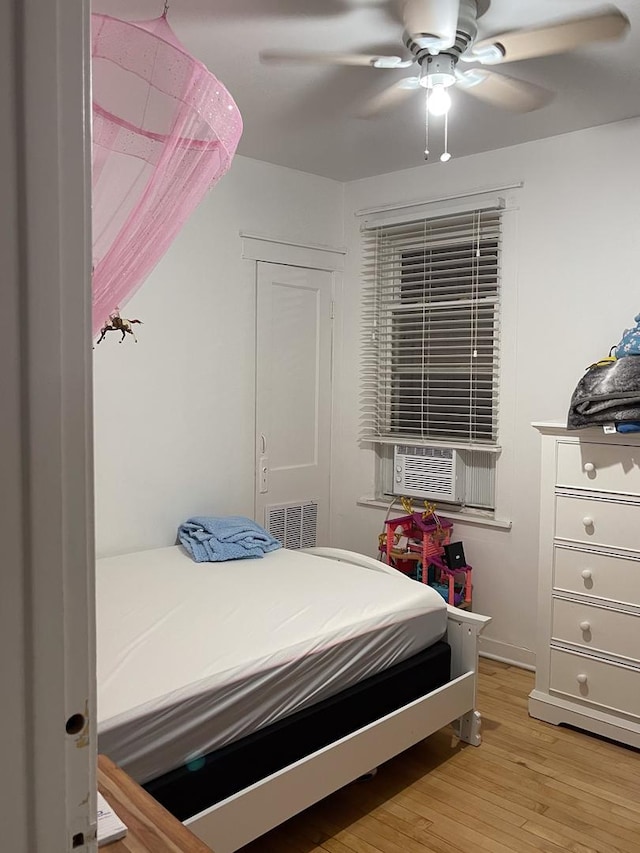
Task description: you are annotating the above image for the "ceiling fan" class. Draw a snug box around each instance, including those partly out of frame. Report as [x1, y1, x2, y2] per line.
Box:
[260, 0, 630, 158]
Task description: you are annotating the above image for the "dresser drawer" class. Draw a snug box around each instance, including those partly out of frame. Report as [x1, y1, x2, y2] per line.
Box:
[555, 495, 640, 553]
[554, 547, 640, 607]
[550, 649, 640, 719]
[552, 598, 640, 663]
[557, 441, 640, 496]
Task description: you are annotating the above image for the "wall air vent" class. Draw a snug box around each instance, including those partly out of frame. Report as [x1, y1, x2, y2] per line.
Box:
[393, 445, 463, 503]
[265, 500, 318, 549]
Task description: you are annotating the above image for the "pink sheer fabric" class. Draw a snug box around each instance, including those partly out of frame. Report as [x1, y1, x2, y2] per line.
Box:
[91, 14, 242, 336]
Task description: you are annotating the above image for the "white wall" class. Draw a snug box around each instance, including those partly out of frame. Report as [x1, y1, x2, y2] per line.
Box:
[333, 117, 640, 665]
[94, 155, 343, 556]
[94, 119, 640, 664]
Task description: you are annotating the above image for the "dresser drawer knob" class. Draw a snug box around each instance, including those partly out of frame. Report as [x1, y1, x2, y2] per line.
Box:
[581, 569, 592, 580]
[582, 516, 594, 528]
[579, 621, 591, 632]
[583, 462, 595, 473]
[576, 674, 588, 685]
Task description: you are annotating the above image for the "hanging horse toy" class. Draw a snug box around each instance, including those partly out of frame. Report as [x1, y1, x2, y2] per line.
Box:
[96, 310, 143, 344]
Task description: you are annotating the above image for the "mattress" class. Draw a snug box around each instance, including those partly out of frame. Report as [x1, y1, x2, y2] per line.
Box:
[145, 640, 452, 820]
[96, 545, 447, 784]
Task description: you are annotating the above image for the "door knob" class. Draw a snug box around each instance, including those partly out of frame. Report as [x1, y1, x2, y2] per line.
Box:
[579, 621, 591, 632]
[583, 462, 595, 473]
[582, 516, 594, 527]
[576, 674, 588, 685]
[581, 569, 592, 580]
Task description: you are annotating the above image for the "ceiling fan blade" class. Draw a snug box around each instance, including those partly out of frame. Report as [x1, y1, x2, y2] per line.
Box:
[359, 77, 421, 117]
[456, 69, 554, 112]
[403, 0, 461, 50]
[260, 50, 408, 68]
[470, 7, 630, 65]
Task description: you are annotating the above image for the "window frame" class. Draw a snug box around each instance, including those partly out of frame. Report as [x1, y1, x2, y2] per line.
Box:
[359, 192, 519, 520]
[362, 203, 503, 449]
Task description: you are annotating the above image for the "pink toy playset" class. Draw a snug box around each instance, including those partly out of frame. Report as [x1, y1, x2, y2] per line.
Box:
[380, 502, 472, 608]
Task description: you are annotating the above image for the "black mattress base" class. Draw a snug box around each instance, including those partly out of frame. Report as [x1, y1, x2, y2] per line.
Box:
[144, 640, 451, 821]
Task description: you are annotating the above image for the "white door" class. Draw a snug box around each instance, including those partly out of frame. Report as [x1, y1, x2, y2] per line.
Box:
[255, 262, 333, 547]
[3, 1, 95, 851]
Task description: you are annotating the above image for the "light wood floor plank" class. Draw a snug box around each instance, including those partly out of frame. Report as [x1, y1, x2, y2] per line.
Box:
[240, 660, 640, 853]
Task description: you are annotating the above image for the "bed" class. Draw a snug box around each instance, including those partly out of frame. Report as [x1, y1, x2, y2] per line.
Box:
[96, 544, 490, 852]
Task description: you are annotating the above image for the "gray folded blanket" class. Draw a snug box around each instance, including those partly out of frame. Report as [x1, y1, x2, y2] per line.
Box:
[567, 356, 640, 429]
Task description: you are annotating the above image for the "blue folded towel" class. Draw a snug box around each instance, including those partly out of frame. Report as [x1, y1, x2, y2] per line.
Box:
[178, 515, 281, 562]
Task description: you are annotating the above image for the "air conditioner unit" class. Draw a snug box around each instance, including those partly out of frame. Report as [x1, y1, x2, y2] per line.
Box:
[393, 445, 464, 503]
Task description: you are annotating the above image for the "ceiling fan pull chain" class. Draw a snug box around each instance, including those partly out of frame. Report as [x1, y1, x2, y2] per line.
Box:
[441, 111, 451, 162]
[424, 90, 430, 160]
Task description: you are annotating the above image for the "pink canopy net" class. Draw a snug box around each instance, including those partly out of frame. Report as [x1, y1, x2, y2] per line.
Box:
[91, 13, 242, 336]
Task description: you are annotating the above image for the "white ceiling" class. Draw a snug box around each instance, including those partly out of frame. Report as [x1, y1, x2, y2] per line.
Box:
[91, 0, 640, 181]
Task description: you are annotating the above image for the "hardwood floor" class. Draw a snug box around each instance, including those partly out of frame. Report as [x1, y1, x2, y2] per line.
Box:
[240, 659, 640, 853]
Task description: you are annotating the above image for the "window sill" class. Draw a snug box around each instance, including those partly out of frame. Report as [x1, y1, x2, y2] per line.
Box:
[362, 437, 502, 453]
[356, 496, 512, 531]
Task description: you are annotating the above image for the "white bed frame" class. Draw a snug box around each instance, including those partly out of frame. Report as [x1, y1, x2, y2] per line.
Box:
[184, 548, 491, 853]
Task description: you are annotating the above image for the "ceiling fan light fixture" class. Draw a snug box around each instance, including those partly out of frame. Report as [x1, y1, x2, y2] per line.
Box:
[419, 53, 457, 89]
[427, 83, 452, 116]
[424, 88, 452, 164]
[419, 68, 457, 89]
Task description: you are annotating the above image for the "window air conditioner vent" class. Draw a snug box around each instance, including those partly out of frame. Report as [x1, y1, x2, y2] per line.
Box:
[392, 445, 463, 503]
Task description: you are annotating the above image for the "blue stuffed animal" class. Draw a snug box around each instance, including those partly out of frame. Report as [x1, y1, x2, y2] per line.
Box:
[615, 313, 640, 358]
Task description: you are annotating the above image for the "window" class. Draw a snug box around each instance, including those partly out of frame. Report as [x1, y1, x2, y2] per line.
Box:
[363, 207, 501, 445]
[362, 205, 502, 510]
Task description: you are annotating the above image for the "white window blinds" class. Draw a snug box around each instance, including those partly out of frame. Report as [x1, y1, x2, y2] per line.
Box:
[362, 207, 501, 445]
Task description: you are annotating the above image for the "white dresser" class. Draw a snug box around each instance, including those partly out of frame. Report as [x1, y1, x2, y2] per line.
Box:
[529, 423, 640, 747]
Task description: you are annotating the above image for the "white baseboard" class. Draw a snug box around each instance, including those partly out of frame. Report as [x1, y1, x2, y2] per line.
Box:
[479, 636, 536, 671]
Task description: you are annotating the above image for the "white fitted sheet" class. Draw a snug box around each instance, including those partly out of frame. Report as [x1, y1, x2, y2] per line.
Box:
[96, 545, 447, 783]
